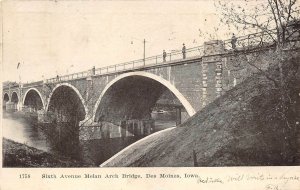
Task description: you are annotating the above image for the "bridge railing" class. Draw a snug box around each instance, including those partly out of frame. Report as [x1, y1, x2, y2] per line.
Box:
[44, 30, 279, 84]
[223, 29, 278, 50]
[46, 71, 89, 83]
[23, 80, 43, 87]
[45, 45, 203, 83]
[94, 45, 204, 75]
[43, 28, 299, 84]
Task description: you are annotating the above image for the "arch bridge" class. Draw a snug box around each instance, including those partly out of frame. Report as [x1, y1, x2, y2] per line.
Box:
[3, 34, 288, 139]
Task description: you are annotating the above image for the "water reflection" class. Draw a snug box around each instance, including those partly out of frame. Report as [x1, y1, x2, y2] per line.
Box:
[3, 111, 176, 166]
[152, 110, 176, 131]
[3, 112, 50, 152]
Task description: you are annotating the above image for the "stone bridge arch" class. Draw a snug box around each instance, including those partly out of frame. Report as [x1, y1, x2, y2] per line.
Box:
[92, 71, 196, 123]
[3, 92, 9, 108]
[46, 83, 89, 121]
[3, 92, 9, 102]
[23, 88, 46, 110]
[11, 91, 19, 103]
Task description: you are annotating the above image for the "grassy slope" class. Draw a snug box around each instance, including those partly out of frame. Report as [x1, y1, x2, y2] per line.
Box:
[104, 53, 300, 167]
[2, 138, 90, 167]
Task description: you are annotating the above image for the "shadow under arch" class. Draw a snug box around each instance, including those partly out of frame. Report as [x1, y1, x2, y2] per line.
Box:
[46, 83, 88, 120]
[11, 91, 19, 103]
[22, 88, 46, 110]
[3, 93, 9, 108]
[3, 93, 9, 102]
[92, 71, 196, 122]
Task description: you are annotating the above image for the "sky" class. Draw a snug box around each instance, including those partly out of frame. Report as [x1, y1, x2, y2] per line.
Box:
[2, 0, 238, 83]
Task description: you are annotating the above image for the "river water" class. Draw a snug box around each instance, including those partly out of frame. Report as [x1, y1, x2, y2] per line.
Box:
[2, 111, 176, 166]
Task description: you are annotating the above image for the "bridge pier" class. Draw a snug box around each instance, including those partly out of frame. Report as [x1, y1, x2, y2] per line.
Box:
[5, 102, 18, 112]
[175, 107, 182, 126]
[201, 40, 225, 107]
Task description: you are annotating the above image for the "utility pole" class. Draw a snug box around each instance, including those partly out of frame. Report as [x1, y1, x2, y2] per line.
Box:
[143, 39, 146, 66]
[131, 37, 147, 66]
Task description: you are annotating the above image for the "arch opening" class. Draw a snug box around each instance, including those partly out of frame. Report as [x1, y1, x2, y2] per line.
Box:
[46, 85, 87, 149]
[23, 89, 44, 112]
[47, 85, 86, 123]
[11, 92, 19, 103]
[3, 93, 9, 108]
[93, 72, 195, 138]
[7, 92, 19, 112]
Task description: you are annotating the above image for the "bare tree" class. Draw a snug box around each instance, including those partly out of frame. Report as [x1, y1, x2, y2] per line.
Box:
[216, 0, 300, 105]
[216, 0, 300, 163]
[216, 0, 300, 47]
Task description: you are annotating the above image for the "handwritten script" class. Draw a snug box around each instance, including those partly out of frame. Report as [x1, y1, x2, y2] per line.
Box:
[197, 173, 300, 189]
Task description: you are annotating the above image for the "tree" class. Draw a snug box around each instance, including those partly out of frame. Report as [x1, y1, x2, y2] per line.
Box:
[216, 0, 300, 163]
[216, 0, 300, 48]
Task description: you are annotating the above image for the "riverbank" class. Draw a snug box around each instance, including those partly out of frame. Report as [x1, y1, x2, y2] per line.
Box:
[2, 138, 91, 167]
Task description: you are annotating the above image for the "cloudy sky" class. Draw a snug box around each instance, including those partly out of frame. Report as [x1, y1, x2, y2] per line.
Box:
[2, 0, 236, 83]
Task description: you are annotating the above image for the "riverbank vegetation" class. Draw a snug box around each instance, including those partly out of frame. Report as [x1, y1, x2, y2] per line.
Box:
[2, 138, 91, 167]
